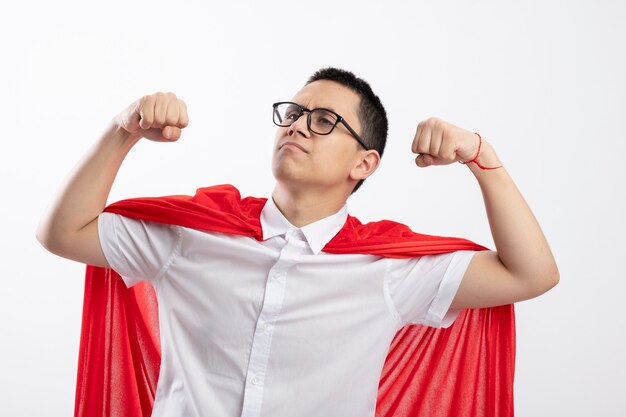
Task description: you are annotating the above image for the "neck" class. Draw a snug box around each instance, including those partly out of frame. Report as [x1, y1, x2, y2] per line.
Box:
[271, 183, 349, 228]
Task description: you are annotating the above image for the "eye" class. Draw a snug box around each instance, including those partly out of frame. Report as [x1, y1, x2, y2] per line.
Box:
[317, 117, 333, 125]
[284, 106, 301, 120]
[312, 110, 336, 126]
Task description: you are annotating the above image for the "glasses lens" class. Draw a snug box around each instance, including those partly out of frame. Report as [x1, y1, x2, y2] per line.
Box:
[309, 109, 338, 134]
[273, 103, 302, 126]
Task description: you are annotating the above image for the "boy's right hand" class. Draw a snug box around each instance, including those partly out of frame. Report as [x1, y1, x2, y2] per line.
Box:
[114, 92, 189, 142]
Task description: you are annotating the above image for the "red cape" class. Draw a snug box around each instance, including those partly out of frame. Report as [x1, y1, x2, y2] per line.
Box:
[76, 184, 515, 417]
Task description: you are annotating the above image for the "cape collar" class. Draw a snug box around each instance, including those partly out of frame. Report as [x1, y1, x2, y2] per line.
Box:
[260, 196, 348, 255]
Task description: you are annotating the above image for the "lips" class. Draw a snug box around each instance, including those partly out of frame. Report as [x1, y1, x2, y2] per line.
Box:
[280, 141, 308, 153]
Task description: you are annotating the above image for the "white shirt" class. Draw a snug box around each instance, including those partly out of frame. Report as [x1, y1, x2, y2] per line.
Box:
[98, 196, 476, 417]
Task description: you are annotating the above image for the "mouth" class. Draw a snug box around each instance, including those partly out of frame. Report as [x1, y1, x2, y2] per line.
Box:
[279, 141, 308, 153]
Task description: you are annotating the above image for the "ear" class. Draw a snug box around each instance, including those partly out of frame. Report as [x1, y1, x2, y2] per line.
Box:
[349, 150, 381, 181]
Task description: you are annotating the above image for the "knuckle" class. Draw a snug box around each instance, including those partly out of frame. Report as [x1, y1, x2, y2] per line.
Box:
[427, 116, 440, 126]
[140, 94, 153, 107]
[153, 92, 166, 103]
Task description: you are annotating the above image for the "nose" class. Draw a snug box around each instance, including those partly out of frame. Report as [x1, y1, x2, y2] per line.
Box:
[287, 112, 312, 138]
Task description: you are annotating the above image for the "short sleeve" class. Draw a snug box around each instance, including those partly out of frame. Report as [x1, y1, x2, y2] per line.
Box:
[385, 250, 477, 328]
[97, 212, 181, 288]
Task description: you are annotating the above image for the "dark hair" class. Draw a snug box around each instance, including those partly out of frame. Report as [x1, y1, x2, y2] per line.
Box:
[306, 67, 388, 193]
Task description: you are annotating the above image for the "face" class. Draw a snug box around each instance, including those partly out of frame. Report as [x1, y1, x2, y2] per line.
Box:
[272, 80, 368, 193]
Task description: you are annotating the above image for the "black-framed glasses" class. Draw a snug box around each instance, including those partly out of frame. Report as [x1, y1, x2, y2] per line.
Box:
[272, 101, 369, 150]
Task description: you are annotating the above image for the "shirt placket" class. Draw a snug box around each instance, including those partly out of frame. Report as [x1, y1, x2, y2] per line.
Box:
[240, 228, 305, 417]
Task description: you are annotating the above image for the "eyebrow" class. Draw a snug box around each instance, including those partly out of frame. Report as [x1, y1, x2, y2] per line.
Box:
[296, 101, 339, 113]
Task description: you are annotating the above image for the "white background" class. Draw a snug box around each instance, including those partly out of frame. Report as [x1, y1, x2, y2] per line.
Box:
[2, 1, 624, 415]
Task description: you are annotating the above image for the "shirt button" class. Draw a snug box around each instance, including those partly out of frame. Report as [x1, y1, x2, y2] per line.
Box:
[251, 375, 260, 385]
[259, 321, 268, 330]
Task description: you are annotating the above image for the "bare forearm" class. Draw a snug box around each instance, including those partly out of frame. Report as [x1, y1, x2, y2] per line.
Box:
[37, 123, 139, 248]
[468, 142, 559, 289]
[412, 118, 559, 307]
[36, 92, 187, 266]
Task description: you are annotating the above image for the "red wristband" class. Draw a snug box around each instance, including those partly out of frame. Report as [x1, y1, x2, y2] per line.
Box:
[458, 132, 503, 170]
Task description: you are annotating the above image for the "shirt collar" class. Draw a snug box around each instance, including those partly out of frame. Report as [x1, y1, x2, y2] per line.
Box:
[260, 197, 348, 255]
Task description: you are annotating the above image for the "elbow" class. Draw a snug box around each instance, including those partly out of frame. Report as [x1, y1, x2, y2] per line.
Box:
[35, 223, 63, 255]
[546, 265, 561, 291]
[536, 263, 560, 296]
[551, 265, 561, 288]
[517, 263, 560, 302]
[35, 225, 53, 253]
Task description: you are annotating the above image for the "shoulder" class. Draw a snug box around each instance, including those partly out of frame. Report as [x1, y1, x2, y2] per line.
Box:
[327, 214, 487, 256]
[332, 214, 452, 245]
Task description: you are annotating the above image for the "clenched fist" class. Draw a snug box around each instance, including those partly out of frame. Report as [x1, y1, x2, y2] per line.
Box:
[114, 92, 189, 142]
[411, 117, 483, 167]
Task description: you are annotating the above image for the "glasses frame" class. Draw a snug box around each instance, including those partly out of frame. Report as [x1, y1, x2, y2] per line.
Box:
[272, 101, 369, 150]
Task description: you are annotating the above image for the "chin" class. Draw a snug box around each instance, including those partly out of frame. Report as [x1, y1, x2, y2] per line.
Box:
[272, 164, 315, 189]
[273, 154, 301, 177]
[272, 166, 303, 185]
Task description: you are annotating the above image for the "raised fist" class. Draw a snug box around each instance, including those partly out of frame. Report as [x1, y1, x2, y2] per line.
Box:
[114, 92, 189, 142]
[410, 117, 480, 167]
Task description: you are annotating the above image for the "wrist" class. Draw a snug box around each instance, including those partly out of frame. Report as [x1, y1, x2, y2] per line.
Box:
[467, 142, 505, 178]
[460, 132, 503, 171]
[473, 140, 501, 167]
[105, 122, 142, 149]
